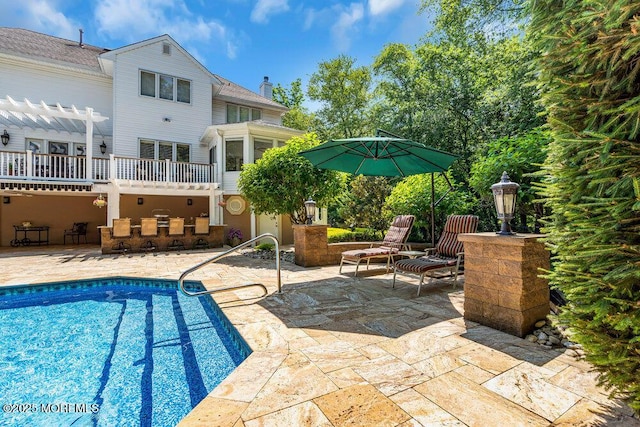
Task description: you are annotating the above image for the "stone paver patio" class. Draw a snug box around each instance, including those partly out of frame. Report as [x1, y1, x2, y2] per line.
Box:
[1, 245, 638, 426]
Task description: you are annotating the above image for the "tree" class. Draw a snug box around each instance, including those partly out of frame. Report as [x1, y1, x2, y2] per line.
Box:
[469, 128, 550, 232]
[238, 133, 345, 224]
[372, 31, 543, 187]
[307, 55, 373, 139]
[385, 173, 474, 243]
[531, 0, 640, 413]
[272, 79, 317, 132]
[338, 176, 396, 237]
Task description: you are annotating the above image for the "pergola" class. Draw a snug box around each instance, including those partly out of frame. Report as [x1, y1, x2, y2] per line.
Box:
[0, 96, 110, 178]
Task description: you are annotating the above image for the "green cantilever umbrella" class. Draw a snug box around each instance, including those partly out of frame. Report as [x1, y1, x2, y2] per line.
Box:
[298, 136, 457, 177]
[299, 133, 458, 245]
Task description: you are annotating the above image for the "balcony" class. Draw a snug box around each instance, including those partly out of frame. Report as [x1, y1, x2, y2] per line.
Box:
[0, 150, 216, 189]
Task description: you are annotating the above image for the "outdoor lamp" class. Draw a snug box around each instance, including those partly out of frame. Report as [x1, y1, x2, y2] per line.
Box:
[100, 140, 107, 154]
[304, 198, 316, 225]
[491, 171, 520, 235]
[1, 130, 9, 146]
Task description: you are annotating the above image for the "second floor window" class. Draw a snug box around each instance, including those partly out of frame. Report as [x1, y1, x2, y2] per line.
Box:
[140, 139, 190, 162]
[140, 70, 191, 104]
[226, 104, 262, 123]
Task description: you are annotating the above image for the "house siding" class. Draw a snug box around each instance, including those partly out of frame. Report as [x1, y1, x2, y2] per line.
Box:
[110, 40, 212, 163]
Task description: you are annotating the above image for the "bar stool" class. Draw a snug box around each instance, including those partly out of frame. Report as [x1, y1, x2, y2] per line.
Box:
[167, 218, 185, 251]
[111, 218, 132, 254]
[139, 218, 158, 252]
[192, 217, 210, 249]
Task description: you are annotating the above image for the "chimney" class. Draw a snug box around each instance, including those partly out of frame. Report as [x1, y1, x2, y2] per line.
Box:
[79, 29, 84, 47]
[259, 76, 272, 100]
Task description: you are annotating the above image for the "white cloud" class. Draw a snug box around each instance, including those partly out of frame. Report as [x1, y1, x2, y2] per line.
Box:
[5, 0, 80, 41]
[250, 0, 289, 24]
[331, 3, 365, 51]
[368, 0, 406, 16]
[94, 0, 239, 59]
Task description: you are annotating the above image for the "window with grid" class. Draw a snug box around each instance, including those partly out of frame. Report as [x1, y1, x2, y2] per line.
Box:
[226, 104, 262, 123]
[139, 70, 190, 104]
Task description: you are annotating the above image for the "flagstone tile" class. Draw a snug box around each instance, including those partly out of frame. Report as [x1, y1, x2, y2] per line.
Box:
[457, 345, 522, 375]
[210, 351, 287, 402]
[412, 352, 467, 378]
[244, 401, 332, 427]
[177, 397, 247, 427]
[241, 352, 338, 420]
[313, 384, 410, 426]
[483, 362, 582, 421]
[236, 323, 288, 352]
[390, 388, 466, 427]
[287, 336, 320, 351]
[357, 343, 392, 360]
[415, 372, 549, 427]
[326, 367, 368, 388]
[300, 340, 369, 373]
[548, 365, 627, 409]
[353, 355, 428, 396]
[453, 364, 495, 384]
[551, 398, 640, 427]
[379, 331, 470, 364]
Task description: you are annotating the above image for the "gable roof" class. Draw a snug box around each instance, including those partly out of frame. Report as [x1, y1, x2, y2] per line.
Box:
[0, 27, 108, 74]
[0, 27, 287, 111]
[98, 34, 222, 86]
[214, 74, 287, 111]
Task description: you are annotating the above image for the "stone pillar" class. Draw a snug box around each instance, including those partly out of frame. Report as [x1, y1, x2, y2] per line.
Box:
[458, 233, 550, 337]
[293, 224, 329, 267]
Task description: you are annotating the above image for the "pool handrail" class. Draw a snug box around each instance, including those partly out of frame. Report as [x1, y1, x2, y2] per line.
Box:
[178, 233, 281, 297]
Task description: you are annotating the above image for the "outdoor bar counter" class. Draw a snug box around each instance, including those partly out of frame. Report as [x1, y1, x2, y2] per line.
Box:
[98, 222, 224, 254]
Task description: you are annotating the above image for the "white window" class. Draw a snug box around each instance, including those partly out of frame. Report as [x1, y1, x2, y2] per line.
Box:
[159, 75, 174, 100]
[140, 70, 191, 104]
[139, 139, 190, 162]
[254, 139, 272, 161]
[226, 104, 262, 123]
[225, 139, 243, 171]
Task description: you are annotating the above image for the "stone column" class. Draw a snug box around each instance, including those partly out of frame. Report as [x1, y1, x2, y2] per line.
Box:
[293, 224, 329, 267]
[458, 233, 550, 337]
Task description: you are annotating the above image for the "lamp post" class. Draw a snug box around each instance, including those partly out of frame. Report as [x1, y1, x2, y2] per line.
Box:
[304, 198, 316, 225]
[1, 130, 10, 146]
[491, 171, 519, 235]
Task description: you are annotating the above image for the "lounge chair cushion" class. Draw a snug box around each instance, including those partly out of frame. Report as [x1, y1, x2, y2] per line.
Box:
[342, 246, 399, 260]
[394, 255, 457, 274]
[435, 215, 479, 257]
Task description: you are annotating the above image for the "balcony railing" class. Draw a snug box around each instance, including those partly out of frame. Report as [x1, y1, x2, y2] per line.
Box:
[0, 151, 216, 184]
[113, 157, 214, 183]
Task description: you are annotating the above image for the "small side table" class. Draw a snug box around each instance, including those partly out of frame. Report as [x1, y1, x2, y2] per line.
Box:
[397, 250, 425, 259]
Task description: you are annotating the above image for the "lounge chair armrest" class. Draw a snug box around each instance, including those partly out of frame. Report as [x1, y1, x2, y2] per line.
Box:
[425, 248, 436, 255]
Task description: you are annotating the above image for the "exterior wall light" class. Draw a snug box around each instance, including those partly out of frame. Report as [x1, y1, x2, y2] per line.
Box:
[304, 198, 316, 225]
[1, 130, 10, 146]
[491, 171, 520, 235]
[100, 140, 107, 154]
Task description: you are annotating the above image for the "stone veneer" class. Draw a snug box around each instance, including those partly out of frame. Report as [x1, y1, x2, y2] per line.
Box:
[457, 232, 550, 337]
[99, 225, 224, 254]
[293, 224, 373, 267]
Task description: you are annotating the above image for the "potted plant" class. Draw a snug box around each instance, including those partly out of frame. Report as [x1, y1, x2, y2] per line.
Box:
[227, 228, 243, 246]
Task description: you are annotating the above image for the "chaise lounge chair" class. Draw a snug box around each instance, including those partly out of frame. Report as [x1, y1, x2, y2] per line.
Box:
[393, 214, 479, 295]
[339, 215, 415, 276]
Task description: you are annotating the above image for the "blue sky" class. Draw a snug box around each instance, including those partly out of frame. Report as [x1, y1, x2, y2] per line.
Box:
[0, 0, 430, 103]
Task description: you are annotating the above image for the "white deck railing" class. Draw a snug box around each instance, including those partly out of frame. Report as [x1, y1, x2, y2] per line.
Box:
[0, 151, 215, 184]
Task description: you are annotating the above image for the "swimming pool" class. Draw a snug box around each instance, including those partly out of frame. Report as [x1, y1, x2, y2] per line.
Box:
[0, 277, 250, 427]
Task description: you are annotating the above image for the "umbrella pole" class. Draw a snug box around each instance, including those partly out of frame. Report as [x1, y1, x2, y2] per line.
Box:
[431, 172, 435, 247]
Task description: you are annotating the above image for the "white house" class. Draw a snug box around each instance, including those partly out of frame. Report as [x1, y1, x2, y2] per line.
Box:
[0, 27, 303, 247]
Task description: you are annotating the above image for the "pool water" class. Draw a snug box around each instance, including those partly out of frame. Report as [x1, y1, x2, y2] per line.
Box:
[0, 278, 250, 427]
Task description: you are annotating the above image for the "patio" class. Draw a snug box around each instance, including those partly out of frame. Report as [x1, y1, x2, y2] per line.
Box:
[0, 245, 637, 426]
